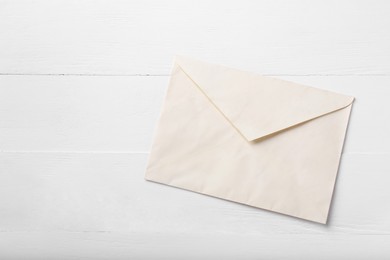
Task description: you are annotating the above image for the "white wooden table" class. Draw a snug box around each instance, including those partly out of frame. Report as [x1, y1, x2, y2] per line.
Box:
[1, 1, 389, 259]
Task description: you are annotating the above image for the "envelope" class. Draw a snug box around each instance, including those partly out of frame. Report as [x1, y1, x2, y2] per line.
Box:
[145, 56, 354, 224]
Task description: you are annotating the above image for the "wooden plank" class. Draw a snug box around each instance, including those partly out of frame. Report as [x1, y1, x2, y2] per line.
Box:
[1, 75, 389, 154]
[0, 232, 389, 259]
[0, 152, 389, 234]
[0, 0, 389, 75]
[0, 75, 168, 152]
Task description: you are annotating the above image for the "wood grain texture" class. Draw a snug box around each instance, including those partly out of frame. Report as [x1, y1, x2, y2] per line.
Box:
[1, 75, 389, 154]
[0, 152, 389, 258]
[1, 0, 390, 258]
[1, 152, 389, 234]
[0, 0, 390, 75]
[0, 76, 168, 152]
[0, 232, 389, 260]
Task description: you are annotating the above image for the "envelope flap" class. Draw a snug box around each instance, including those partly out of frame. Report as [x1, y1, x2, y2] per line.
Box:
[175, 56, 354, 141]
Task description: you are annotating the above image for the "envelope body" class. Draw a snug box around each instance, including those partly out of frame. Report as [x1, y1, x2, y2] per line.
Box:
[145, 56, 354, 224]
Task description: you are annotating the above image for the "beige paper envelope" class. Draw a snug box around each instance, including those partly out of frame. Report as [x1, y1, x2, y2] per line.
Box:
[145, 56, 354, 224]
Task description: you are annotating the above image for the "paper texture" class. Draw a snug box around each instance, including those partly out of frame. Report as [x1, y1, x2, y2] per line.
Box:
[145, 56, 354, 224]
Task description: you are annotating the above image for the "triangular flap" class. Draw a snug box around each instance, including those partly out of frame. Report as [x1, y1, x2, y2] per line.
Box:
[175, 56, 354, 141]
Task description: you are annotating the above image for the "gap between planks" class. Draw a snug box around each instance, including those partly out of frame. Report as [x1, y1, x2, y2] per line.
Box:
[0, 151, 387, 155]
[1, 73, 390, 77]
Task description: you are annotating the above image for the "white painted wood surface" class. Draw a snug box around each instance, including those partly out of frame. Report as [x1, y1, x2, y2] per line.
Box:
[1, 0, 389, 258]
